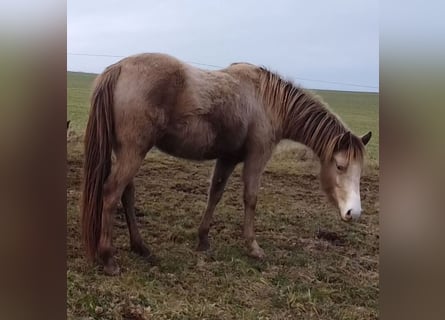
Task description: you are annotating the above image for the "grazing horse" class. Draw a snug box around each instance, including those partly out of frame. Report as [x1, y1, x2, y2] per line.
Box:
[81, 53, 372, 275]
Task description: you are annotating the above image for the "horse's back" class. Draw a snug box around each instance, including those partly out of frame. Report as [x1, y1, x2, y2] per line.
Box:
[111, 53, 260, 160]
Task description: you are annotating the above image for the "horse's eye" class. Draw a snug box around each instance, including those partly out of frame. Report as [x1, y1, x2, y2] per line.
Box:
[336, 164, 346, 171]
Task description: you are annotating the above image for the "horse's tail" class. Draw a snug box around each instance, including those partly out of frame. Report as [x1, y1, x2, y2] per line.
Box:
[81, 64, 121, 261]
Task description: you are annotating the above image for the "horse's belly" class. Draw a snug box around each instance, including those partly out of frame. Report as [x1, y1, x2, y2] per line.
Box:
[156, 118, 245, 160]
[156, 133, 218, 160]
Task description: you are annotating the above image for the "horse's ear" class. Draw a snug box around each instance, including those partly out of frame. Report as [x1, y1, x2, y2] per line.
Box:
[361, 131, 372, 146]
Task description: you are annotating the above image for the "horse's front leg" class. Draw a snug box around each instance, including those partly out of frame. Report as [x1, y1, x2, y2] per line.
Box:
[242, 150, 271, 259]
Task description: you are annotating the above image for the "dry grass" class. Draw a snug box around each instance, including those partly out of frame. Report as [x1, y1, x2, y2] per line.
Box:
[67, 135, 378, 320]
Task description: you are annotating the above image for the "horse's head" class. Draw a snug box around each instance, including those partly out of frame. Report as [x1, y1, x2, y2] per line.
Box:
[320, 131, 372, 222]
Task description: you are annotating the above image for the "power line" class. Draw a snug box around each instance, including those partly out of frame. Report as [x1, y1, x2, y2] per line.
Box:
[67, 52, 378, 89]
[291, 77, 378, 89]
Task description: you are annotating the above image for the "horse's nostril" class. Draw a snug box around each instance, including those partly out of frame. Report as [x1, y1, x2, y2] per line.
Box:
[345, 210, 352, 219]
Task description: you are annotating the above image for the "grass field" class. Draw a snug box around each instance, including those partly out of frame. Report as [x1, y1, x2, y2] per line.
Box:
[67, 71, 379, 319]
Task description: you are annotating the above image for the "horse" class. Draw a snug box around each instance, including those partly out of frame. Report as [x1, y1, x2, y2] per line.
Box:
[81, 53, 372, 275]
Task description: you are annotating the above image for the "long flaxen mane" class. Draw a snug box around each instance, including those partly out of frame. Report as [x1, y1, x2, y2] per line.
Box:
[258, 67, 365, 163]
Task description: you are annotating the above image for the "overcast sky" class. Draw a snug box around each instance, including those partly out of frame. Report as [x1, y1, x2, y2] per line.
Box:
[68, 0, 378, 92]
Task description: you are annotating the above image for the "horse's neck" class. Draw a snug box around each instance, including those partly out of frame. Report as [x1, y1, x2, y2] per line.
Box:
[280, 95, 347, 158]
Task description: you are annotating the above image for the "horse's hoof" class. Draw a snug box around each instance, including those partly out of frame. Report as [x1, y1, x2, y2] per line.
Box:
[248, 247, 265, 260]
[144, 254, 157, 264]
[103, 261, 120, 276]
[131, 243, 157, 264]
[131, 243, 151, 257]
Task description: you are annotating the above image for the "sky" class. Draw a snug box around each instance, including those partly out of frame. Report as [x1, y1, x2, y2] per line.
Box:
[67, 0, 379, 92]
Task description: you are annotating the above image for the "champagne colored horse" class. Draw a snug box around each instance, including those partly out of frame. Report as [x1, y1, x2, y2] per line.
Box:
[81, 53, 372, 275]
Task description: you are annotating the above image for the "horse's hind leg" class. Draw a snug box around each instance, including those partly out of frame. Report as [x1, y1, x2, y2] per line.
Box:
[121, 180, 153, 260]
[99, 150, 145, 275]
[197, 158, 237, 251]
